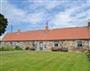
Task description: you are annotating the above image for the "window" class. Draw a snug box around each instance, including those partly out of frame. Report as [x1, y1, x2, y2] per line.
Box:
[77, 40, 83, 48]
[55, 43, 58, 47]
[10, 42, 17, 46]
[54, 41, 59, 47]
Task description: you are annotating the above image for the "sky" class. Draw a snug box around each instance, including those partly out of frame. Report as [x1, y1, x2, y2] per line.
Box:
[0, 0, 90, 33]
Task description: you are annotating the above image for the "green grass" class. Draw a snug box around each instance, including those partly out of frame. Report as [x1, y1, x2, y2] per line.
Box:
[0, 51, 90, 71]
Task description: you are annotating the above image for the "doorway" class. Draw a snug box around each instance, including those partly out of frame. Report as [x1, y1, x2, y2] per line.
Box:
[39, 42, 47, 51]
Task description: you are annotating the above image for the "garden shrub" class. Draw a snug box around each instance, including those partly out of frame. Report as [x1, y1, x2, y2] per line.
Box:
[87, 49, 90, 61]
[0, 46, 14, 51]
[52, 47, 68, 52]
[30, 47, 36, 51]
[25, 47, 30, 50]
[15, 46, 23, 50]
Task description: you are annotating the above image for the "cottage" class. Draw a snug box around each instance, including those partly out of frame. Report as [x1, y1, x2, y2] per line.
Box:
[1, 25, 90, 51]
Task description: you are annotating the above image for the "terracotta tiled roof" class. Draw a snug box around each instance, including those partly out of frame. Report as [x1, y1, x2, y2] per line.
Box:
[3, 27, 90, 41]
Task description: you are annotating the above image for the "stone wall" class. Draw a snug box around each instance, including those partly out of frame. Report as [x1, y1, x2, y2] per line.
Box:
[0, 40, 90, 51]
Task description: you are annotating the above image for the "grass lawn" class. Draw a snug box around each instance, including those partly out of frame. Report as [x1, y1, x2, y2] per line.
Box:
[0, 51, 90, 71]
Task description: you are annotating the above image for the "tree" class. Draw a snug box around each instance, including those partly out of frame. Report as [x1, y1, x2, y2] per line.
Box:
[0, 14, 8, 36]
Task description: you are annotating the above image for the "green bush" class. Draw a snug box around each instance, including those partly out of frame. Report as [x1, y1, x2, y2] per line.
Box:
[87, 49, 90, 61]
[25, 47, 30, 50]
[15, 46, 23, 50]
[0, 45, 23, 51]
[0, 46, 15, 51]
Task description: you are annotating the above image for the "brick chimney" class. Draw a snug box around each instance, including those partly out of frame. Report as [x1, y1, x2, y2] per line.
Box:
[16, 29, 21, 35]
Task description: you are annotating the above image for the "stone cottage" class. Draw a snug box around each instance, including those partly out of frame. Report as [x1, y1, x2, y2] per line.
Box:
[1, 25, 90, 51]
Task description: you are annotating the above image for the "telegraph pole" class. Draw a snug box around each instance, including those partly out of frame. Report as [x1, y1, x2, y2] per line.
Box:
[11, 24, 13, 32]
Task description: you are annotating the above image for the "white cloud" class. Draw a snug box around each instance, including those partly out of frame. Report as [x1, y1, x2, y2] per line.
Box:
[0, 0, 44, 24]
[1, 1, 26, 23]
[0, 0, 90, 32]
[45, 1, 62, 10]
[50, 12, 72, 26]
[28, 0, 62, 10]
[25, 12, 44, 24]
[49, 2, 90, 28]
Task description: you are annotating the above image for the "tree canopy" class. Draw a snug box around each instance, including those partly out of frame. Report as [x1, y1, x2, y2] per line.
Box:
[0, 14, 8, 36]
